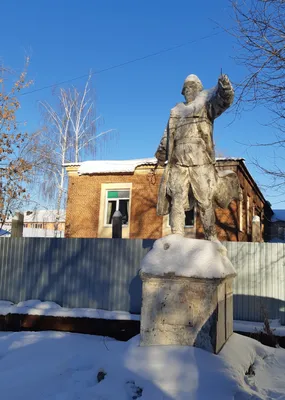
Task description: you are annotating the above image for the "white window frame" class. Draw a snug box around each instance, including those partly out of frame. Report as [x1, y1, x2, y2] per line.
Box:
[253, 202, 256, 217]
[239, 200, 243, 232]
[247, 195, 251, 234]
[104, 189, 130, 227]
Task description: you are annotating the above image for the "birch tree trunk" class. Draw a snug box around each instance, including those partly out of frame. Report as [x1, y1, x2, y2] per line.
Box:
[27, 74, 114, 231]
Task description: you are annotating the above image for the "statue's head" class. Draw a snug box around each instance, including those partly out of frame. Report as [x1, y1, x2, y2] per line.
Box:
[181, 75, 203, 102]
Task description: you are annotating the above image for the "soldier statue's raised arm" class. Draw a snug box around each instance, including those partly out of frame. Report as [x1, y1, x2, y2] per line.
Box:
[155, 74, 242, 241]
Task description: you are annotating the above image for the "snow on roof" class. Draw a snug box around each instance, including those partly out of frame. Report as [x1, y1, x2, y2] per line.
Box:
[272, 209, 285, 222]
[78, 158, 157, 175]
[215, 157, 244, 161]
[77, 157, 244, 175]
[141, 234, 236, 279]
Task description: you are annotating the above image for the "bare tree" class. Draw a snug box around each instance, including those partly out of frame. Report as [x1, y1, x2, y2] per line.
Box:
[30, 74, 113, 232]
[67, 74, 112, 163]
[229, 0, 285, 191]
[0, 59, 33, 232]
[231, 0, 285, 116]
[36, 91, 72, 232]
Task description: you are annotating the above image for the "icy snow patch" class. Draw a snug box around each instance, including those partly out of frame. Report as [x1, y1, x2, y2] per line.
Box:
[141, 234, 236, 279]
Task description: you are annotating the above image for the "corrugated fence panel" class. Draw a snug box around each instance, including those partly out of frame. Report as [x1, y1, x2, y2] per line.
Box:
[0, 238, 154, 313]
[224, 242, 285, 324]
[0, 238, 285, 322]
[277, 244, 285, 325]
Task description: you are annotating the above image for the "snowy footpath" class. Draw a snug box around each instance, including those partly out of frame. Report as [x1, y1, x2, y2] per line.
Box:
[0, 331, 284, 400]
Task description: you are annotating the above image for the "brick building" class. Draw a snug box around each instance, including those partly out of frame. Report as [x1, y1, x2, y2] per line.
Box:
[64, 158, 272, 241]
[3, 210, 65, 237]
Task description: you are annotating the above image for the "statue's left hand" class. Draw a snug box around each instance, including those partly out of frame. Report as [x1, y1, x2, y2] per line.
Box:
[218, 74, 231, 88]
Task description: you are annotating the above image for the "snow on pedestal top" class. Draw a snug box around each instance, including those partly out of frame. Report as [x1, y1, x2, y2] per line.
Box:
[141, 234, 236, 279]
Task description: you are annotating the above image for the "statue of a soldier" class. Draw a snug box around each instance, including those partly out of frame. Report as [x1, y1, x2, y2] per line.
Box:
[155, 73, 241, 241]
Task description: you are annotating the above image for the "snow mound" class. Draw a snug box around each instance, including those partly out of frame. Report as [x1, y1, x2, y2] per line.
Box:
[0, 300, 14, 307]
[0, 331, 283, 399]
[16, 300, 61, 309]
[0, 300, 140, 320]
[141, 234, 236, 279]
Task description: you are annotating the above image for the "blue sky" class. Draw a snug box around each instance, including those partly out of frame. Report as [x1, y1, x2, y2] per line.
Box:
[1, 0, 284, 208]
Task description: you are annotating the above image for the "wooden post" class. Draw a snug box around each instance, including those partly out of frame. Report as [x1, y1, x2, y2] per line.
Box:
[112, 210, 122, 238]
[11, 212, 24, 238]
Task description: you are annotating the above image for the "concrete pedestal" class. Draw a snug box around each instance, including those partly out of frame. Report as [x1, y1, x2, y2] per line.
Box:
[140, 272, 236, 354]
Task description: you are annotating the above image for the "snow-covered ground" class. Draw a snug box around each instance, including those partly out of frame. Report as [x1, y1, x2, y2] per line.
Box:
[234, 319, 285, 337]
[0, 331, 284, 399]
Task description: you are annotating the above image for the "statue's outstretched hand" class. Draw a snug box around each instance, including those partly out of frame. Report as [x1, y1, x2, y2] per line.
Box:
[218, 74, 231, 89]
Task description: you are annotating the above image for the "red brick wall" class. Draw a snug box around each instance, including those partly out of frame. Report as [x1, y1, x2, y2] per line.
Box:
[65, 162, 267, 241]
[65, 172, 163, 239]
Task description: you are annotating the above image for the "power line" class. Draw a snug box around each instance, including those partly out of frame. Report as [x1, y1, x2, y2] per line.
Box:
[21, 30, 221, 96]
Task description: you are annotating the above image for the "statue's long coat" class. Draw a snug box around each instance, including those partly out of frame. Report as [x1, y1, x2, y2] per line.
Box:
[156, 81, 236, 216]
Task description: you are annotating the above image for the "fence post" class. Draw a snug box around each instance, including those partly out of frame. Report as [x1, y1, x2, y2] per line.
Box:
[112, 210, 122, 238]
[11, 212, 24, 237]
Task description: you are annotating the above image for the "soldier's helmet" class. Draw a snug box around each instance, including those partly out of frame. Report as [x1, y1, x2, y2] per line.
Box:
[181, 74, 203, 95]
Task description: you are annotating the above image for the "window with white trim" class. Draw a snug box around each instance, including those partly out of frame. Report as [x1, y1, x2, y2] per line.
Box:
[239, 188, 244, 231]
[105, 190, 130, 226]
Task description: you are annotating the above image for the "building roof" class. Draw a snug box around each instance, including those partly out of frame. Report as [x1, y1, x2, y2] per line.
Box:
[0, 228, 9, 237]
[66, 156, 271, 209]
[24, 210, 66, 223]
[272, 209, 285, 222]
[77, 158, 157, 175]
[67, 157, 244, 176]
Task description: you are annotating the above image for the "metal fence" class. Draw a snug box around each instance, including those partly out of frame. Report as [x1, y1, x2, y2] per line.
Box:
[0, 238, 284, 324]
[224, 242, 285, 325]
